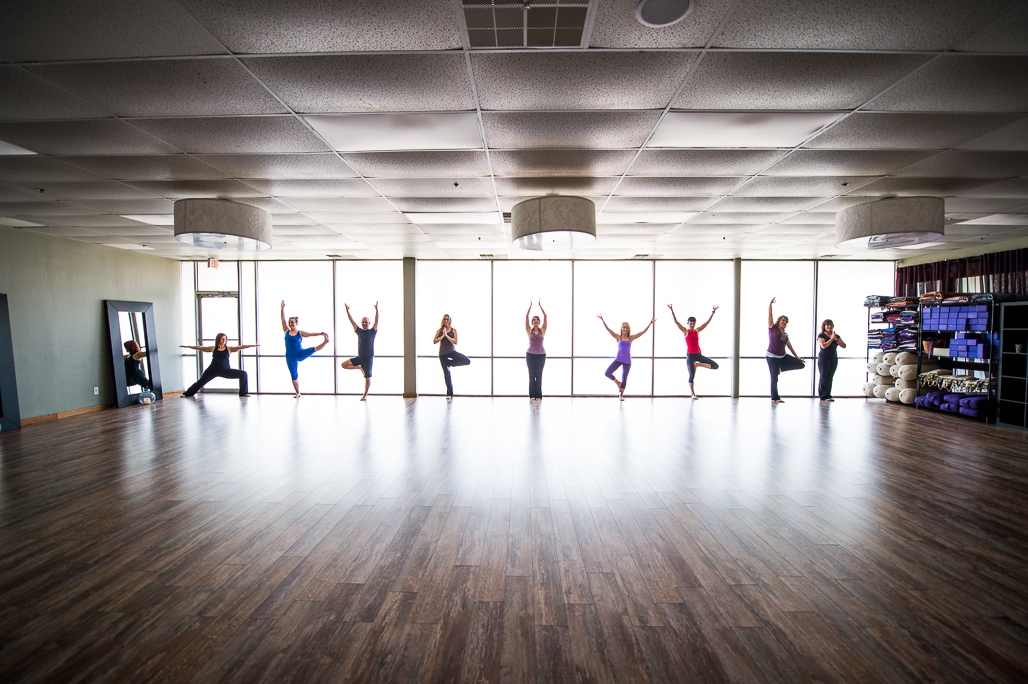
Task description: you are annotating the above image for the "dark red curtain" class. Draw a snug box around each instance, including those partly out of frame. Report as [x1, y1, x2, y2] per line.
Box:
[895, 248, 1028, 297]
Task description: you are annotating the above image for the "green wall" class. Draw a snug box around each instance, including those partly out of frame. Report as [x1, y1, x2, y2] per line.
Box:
[0, 227, 182, 419]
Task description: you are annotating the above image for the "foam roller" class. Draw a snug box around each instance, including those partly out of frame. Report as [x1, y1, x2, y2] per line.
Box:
[895, 379, 917, 390]
[899, 388, 918, 404]
[876, 362, 893, 376]
[874, 374, 895, 386]
[863, 382, 875, 397]
[873, 384, 889, 398]
[885, 387, 901, 402]
[895, 352, 918, 366]
[883, 352, 898, 365]
[871, 350, 885, 364]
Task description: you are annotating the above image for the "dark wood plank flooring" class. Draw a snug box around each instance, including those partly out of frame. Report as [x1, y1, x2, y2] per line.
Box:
[2, 396, 1028, 683]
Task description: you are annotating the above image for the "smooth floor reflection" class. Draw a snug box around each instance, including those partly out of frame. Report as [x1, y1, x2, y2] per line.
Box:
[1, 397, 1027, 683]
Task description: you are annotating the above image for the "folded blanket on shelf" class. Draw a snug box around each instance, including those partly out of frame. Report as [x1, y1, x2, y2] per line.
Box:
[940, 402, 961, 413]
[959, 406, 987, 418]
[943, 393, 968, 404]
[970, 293, 1022, 303]
[864, 295, 892, 307]
[942, 296, 970, 304]
[921, 292, 961, 300]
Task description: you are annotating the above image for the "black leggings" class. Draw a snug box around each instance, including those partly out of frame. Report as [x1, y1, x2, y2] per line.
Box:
[527, 353, 545, 398]
[605, 360, 631, 390]
[184, 365, 249, 397]
[818, 354, 838, 400]
[126, 366, 152, 391]
[686, 353, 719, 383]
[766, 355, 805, 401]
[440, 352, 470, 396]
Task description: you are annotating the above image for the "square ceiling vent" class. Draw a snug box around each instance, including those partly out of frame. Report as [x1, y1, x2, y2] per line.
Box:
[463, 0, 591, 48]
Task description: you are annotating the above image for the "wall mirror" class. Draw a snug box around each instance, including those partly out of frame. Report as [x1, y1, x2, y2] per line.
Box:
[105, 300, 163, 408]
[0, 293, 20, 431]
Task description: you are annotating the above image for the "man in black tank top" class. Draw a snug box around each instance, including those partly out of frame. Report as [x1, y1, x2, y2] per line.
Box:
[341, 302, 378, 401]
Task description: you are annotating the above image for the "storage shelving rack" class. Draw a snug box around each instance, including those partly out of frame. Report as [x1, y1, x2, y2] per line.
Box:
[865, 299, 919, 399]
[998, 301, 1028, 430]
[917, 300, 998, 422]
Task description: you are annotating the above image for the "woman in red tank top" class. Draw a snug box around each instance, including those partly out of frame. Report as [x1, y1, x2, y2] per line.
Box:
[669, 304, 719, 399]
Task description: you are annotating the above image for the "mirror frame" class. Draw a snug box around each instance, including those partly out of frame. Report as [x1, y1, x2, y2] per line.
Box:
[105, 300, 163, 408]
[0, 293, 20, 431]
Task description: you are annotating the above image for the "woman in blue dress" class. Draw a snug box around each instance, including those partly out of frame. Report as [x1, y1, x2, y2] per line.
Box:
[281, 300, 329, 398]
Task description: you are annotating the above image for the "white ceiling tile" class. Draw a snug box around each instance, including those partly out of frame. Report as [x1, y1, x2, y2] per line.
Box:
[244, 54, 474, 113]
[0, 0, 227, 61]
[616, 176, 744, 196]
[493, 177, 619, 196]
[849, 177, 1000, 196]
[868, 56, 1028, 113]
[708, 196, 825, 212]
[343, 151, 490, 179]
[7, 181, 159, 201]
[955, 3, 1028, 52]
[651, 112, 842, 148]
[687, 212, 792, 224]
[590, 0, 734, 48]
[175, 0, 461, 53]
[483, 111, 662, 149]
[891, 151, 1028, 179]
[56, 155, 232, 181]
[0, 120, 179, 156]
[0, 156, 105, 182]
[195, 153, 359, 179]
[27, 59, 287, 118]
[0, 67, 109, 121]
[629, 149, 787, 176]
[306, 113, 482, 152]
[122, 180, 268, 199]
[471, 52, 697, 111]
[761, 150, 934, 176]
[0, 201, 102, 217]
[675, 52, 929, 110]
[241, 179, 378, 198]
[713, 0, 1014, 50]
[959, 179, 1028, 198]
[490, 150, 635, 177]
[390, 198, 498, 213]
[130, 116, 332, 154]
[603, 197, 716, 212]
[371, 178, 494, 198]
[956, 117, 1028, 151]
[803, 113, 1022, 150]
[733, 176, 878, 197]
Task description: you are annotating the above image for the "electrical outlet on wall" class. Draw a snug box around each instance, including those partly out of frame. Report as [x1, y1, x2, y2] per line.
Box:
[94, 387, 99, 395]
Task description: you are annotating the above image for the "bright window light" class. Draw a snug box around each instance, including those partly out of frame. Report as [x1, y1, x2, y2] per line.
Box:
[305, 113, 484, 152]
[597, 212, 697, 224]
[649, 112, 842, 148]
[405, 212, 502, 224]
[121, 215, 175, 225]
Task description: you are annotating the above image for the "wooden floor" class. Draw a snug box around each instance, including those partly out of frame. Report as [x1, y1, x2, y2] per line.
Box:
[2, 396, 1028, 683]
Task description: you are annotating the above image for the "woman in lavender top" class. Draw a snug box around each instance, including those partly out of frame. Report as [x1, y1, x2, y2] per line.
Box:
[767, 297, 805, 404]
[526, 299, 548, 401]
[598, 314, 656, 401]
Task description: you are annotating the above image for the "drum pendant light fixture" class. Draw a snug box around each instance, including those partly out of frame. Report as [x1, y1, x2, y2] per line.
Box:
[835, 196, 944, 250]
[511, 196, 596, 251]
[174, 198, 272, 251]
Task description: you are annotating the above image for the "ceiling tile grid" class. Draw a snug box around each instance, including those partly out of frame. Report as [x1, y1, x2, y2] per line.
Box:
[1, 1, 1027, 261]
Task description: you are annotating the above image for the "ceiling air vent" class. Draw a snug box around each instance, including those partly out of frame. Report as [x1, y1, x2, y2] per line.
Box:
[463, 1, 592, 48]
[502, 212, 512, 223]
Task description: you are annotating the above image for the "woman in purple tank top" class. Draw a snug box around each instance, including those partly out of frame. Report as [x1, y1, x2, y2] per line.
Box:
[525, 300, 548, 401]
[767, 297, 805, 404]
[598, 314, 656, 401]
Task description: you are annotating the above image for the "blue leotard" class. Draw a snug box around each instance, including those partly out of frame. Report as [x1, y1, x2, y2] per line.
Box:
[284, 331, 316, 380]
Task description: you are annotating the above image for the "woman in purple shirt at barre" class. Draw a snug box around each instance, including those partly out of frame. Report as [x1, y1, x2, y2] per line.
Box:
[767, 297, 805, 404]
[598, 314, 656, 401]
[526, 300, 548, 401]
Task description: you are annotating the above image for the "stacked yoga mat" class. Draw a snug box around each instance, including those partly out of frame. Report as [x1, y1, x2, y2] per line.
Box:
[863, 350, 930, 404]
[914, 391, 992, 419]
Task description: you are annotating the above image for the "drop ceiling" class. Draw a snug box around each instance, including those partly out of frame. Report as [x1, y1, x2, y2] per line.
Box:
[1, 0, 1027, 261]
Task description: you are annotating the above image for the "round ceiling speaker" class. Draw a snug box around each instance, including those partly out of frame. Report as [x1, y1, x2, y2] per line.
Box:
[511, 196, 596, 251]
[174, 198, 272, 251]
[835, 197, 944, 250]
[636, 0, 693, 28]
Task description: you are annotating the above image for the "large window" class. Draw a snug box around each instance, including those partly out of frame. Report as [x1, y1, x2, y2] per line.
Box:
[179, 258, 892, 398]
[654, 261, 735, 396]
[740, 261, 815, 396]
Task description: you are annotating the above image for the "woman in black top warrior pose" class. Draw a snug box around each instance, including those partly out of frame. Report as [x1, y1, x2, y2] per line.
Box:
[180, 333, 257, 398]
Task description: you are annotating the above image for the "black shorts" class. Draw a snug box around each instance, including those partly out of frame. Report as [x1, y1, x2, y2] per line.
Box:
[349, 356, 373, 378]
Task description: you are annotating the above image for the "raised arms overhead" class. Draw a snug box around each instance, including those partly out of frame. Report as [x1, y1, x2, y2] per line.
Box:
[696, 305, 719, 333]
[630, 318, 656, 341]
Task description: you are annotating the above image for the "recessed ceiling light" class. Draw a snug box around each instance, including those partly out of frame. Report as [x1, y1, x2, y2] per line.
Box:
[0, 140, 36, 155]
[636, 0, 693, 27]
[597, 212, 697, 224]
[121, 215, 175, 225]
[956, 214, 1028, 225]
[404, 212, 502, 225]
[104, 244, 155, 251]
[305, 113, 483, 152]
[649, 112, 842, 148]
[0, 217, 44, 227]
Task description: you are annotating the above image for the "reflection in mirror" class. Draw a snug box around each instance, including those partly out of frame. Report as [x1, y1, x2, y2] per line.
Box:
[106, 300, 163, 408]
[0, 293, 21, 431]
[119, 310, 153, 393]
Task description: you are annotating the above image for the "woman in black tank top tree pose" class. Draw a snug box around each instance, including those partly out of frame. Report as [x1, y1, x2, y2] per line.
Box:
[180, 333, 257, 398]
